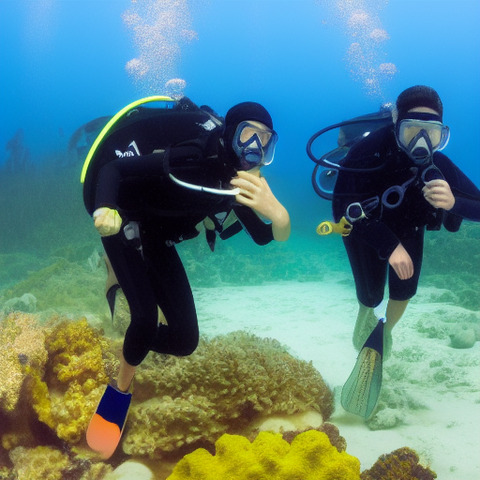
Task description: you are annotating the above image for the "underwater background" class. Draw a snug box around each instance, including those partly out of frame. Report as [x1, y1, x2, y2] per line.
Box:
[1, 1, 479, 479]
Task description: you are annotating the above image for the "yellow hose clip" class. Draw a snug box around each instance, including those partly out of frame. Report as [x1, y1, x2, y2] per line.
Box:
[316, 216, 352, 237]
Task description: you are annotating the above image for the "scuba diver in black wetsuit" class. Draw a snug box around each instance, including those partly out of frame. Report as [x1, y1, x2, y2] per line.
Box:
[329, 86, 480, 358]
[84, 97, 290, 459]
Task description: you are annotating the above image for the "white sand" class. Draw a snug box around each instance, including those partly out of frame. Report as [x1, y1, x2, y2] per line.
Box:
[193, 278, 480, 479]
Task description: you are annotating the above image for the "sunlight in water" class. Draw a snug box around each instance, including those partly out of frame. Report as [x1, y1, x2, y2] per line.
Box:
[123, 0, 198, 95]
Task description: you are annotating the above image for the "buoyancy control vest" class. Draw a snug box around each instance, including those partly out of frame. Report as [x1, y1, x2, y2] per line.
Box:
[81, 96, 228, 215]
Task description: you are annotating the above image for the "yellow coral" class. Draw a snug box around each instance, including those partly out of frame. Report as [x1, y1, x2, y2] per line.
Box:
[29, 318, 110, 443]
[166, 430, 361, 480]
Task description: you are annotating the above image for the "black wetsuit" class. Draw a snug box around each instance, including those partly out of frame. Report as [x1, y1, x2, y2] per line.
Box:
[333, 125, 480, 307]
[92, 142, 274, 366]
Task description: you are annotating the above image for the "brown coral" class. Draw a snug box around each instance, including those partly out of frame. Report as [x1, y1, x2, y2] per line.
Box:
[361, 447, 437, 480]
[9, 446, 70, 480]
[122, 331, 334, 459]
[0, 313, 47, 412]
[282, 422, 347, 453]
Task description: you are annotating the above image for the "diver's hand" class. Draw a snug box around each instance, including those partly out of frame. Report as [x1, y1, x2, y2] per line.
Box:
[422, 179, 455, 210]
[93, 207, 122, 236]
[389, 243, 414, 280]
[230, 171, 291, 241]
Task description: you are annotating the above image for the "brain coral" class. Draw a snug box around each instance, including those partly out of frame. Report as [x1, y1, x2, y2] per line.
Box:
[360, 447, 436, 479]
[166, 430, 360, 480]
[122, 331, 334, 459]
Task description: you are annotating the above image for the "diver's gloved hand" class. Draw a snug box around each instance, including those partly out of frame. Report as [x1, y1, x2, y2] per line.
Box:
[93, 207, 122, 237]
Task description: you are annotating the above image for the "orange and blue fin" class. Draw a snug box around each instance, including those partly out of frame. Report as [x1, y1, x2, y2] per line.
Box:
[86, 384, 132, 459]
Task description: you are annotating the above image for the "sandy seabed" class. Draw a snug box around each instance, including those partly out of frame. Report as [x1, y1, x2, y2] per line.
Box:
[192, 277, 480, 479]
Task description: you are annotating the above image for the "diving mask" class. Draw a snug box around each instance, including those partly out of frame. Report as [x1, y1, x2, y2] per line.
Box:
[397, 118, 450, 164]
[232, 121, 278, 169]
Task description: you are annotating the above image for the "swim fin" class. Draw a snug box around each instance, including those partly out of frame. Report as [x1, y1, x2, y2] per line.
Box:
[341, 318, 385, 419]
[86, 384, 132, 459]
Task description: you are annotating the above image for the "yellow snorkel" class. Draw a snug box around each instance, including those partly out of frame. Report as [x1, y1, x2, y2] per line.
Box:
[80, 95, 175, 183]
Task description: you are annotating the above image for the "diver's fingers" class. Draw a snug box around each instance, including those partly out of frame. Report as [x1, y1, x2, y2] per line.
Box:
[230, 177, 259, 193]
[235, 170, 263, 186]
[422, 184, 455, 210]
[234, 193, 255, 208]
[389, 243, 414, 280]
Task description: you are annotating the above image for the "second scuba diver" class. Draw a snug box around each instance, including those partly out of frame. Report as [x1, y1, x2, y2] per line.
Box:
[332, 85, 480, 359]
[84, 97, 290, 458]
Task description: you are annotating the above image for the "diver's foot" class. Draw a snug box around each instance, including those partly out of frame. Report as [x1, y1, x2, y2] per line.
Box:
[86, 384, 132, 459]
[352, 308, 378, 351]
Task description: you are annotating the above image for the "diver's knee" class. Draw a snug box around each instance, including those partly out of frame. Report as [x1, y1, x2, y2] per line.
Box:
[176, 332, 199, 356]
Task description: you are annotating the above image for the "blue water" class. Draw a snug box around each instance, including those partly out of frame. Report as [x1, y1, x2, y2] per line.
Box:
[1, 1, 480, 477]
[1, 0, 479, 252]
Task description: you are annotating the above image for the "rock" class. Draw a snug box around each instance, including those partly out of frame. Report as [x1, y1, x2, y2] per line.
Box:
[449, 327, 476, 349]
[3, 293, 37, 313]
[104, 461, 154, 480]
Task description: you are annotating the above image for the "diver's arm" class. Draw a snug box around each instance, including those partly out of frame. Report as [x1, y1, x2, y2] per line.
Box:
[433, 153, 480, 221]
[232, 205, 275, 245]
[94, 152, 168, 211]
[230, 171, 291, 241]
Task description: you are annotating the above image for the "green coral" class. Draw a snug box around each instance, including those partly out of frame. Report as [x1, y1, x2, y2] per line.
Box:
[166, 430, 360, 480]
[122, 331, 334, 459]
[360, 447, 436, 479]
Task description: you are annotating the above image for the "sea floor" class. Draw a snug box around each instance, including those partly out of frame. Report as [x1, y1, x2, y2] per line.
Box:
[193, 277, 480, 479]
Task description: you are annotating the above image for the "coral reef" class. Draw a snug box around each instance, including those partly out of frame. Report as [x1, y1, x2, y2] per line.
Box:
[122, 331, 334, 459]
[0, 313, 47, 412]
[1, 316, 334, 475]
[360, 447, 436, 479]
[166, 430, 360, 480]
[9, 446, 70, 480]
[29, 317, 114, 443]
[282, 423, 347, 453]
[7, 445, 113, 480]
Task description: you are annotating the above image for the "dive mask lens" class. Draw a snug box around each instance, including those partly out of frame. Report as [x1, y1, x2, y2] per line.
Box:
[398, 119, 450, 152]
[232, 121, 278, 168]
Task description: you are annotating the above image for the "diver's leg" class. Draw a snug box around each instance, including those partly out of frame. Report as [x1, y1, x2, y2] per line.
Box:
[385, 298, 410, 330]
[352, 302, 378, 351]
[117, 352, 136, 392]
[102, 235, 159, 367]
[144, 240, 199, 356]
[385, 229, 424, 357]
[344, 236, 387, 351]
